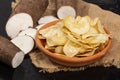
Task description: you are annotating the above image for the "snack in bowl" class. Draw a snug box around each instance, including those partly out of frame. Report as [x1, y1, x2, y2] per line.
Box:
[35, 15, 112, 67]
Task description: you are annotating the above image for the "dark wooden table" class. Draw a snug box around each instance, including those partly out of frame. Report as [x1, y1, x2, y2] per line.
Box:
[0, 0, 120, 80]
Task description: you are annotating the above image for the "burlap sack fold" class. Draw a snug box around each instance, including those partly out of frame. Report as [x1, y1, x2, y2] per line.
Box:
[12, 0, 120, 73]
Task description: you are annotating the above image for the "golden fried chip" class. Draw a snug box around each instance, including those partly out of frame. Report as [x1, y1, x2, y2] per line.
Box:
[90, 34, 109, 44]
[46, 30, 67, 46]
[76, 48, 98, 57]
[45, 44, 56, 50]
[95, 20, 106, 34]
[82, 27, 98, 39]
[40, 22, 67, 46]
[55, 46, 63, 54]
[90, 17, 99, 27]
[63, 40, 81, 57]
[75, 16, 81, 22]
[64, 16, 90, 35]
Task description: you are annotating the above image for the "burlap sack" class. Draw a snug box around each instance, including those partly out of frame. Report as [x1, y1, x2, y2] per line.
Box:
[12, 0, 120, 73]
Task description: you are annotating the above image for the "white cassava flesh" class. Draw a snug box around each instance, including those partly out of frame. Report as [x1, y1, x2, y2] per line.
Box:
[0, 36, 25, 68]
[6, 13, 33, 39]
[57, 6, 76, 19]
[18, 28, 37, 39]
[11, 35, 34, 54]
[12, 51, 24, 68]
[36, 24, 46, 30]
[38, 16, 58, 24]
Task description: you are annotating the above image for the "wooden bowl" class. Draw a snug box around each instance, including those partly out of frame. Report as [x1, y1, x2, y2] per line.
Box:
[35, 20, 112, 67]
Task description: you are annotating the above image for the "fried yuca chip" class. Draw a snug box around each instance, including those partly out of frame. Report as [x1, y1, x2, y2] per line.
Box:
[76, 47, 98, 57]
[45, 44, 56, 50]
[39, 15, 110, 57]
[90, 34, 109, 44]
[63, 27, 100, 49]
[39, 21, 63, 38]
[63, 40, 86, 57]
[55, 46, 63, 54]
[82, 27, 98, 39]
[39, 22, 67, 46]
[64, 16, 90, 35]
[94, 19, 106, 34]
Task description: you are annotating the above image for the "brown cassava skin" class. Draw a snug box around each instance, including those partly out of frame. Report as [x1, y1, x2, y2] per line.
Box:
[11, 0, 49, 27]
[56, 0, 77, 9]
[0, 36, 21, 66]
[42, 0, 57, 16]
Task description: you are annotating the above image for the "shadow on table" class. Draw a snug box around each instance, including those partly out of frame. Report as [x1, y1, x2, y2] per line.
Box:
[13, 56, 120, 80]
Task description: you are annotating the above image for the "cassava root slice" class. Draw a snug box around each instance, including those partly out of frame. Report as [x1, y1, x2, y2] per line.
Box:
[11, 0, 48, 27]
[57, 6, 76, 19]
[18, 28, 37, 39]
[6, 13, 33, 39]
[0, 36, 24, 68]
[36, 24, 46, 30]
[11, 35, 34, 54]
[38, 16, 58, 25]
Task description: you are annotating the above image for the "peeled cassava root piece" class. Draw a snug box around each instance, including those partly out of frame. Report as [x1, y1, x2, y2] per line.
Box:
[38, 16, 58, 25]
[57, 6, 76, 19]
[0, 36, 24, 68]
[37, 16, 58, 30]
[11, 35, 34, 54]
[36, 24, 46, 30]
[56, 0, 77, 19]
[11, 0, 48, 27]
[18, 28, 37, 39]
[6, 13, 33, 39]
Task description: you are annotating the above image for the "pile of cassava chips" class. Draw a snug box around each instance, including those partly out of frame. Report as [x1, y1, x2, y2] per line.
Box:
[39, 15, 110, 57]
[8, 0, 120, 73]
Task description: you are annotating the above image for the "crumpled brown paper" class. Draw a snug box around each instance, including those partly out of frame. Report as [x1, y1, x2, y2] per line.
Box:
[12, 0, 120, 73]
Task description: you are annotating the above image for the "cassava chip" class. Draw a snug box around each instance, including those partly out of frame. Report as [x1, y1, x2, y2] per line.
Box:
[63, 40, 81, 57]
[90, 17, 99, 26]
[76, 48, 98, 57]
[82, 27, 98, 39]
[64, 16, 90, 35]
[55, 46, 63, 54]
[45, 44, 56, 50]
[40, 22, 67, 46]
[95, 20, 106, 34]
[90, 34, 109, 44]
